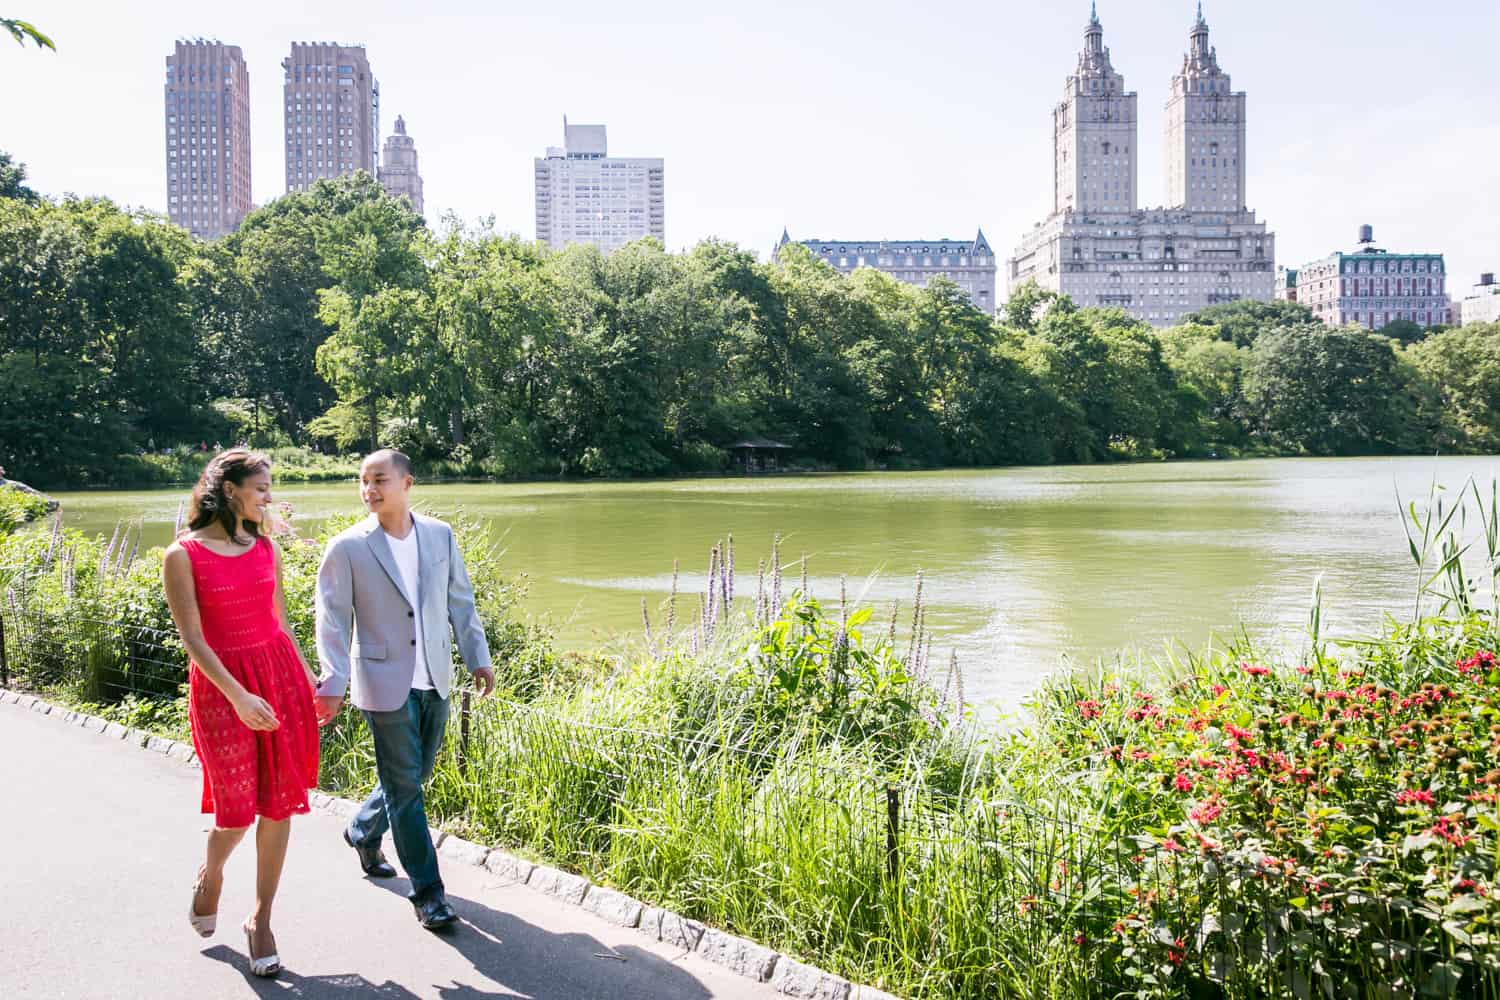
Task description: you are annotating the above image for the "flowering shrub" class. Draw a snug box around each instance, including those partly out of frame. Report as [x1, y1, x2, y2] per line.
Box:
[1035, 623, 1500, 996]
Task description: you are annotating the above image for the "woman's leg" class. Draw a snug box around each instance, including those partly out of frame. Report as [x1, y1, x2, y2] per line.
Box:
[245, 817, 291, 957]
[195, 825, 249, 917]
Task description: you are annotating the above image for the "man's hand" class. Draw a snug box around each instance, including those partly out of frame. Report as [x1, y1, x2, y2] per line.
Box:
[315, 694, 344, 726]
[472, 667, 495, 699]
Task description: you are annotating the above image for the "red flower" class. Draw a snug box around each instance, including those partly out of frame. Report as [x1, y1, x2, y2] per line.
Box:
[1174, 773, 1194, 793]
[1241, 663, 1270, 677]
[1160, 838, 1185, 854]
[1076, 699, 1103, 720]
[1429, 814, 1472, 847]
[1189, 800, 1223, 825]
[1396, 788, 1436, 807]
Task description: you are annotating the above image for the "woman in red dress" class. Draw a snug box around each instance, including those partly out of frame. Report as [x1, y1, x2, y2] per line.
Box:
[163, 449, 320, 978]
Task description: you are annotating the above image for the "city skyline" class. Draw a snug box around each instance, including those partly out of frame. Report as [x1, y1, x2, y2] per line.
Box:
[3, 0, 1495, 297]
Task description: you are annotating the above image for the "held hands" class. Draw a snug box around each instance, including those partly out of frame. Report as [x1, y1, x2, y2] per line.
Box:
[232, 691, 280, 731]
[315, 694, 344, 727]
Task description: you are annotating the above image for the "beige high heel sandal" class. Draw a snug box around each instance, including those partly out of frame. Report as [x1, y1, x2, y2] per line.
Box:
[242, 920, 281, 977]
[188, 876, 216, 938]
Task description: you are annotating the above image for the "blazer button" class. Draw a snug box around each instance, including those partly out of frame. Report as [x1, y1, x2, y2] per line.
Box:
[410, 639, 417, 646]
[407, 611, 414, 618]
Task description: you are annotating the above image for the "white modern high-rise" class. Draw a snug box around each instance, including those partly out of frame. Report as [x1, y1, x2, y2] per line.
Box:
[534, 118, 664, 253]
[283, 42, 379, 193]
[164, 39, 251, 239]
[1008, 5, 1275, 327]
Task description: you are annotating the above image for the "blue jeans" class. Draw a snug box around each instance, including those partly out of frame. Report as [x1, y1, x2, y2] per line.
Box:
[349, 688, 450, 902]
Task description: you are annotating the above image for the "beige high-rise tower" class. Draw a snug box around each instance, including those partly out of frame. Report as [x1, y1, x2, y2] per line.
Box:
[164, 40, 251, 239]
[1053, 3, 1138, 215]
[378, 115, 424, 215]
[1164, 3, 1246, 211]
[283, 42, 379, 193]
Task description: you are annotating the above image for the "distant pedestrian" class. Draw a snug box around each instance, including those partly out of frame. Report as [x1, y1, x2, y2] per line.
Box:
[162, 449, 320, 977]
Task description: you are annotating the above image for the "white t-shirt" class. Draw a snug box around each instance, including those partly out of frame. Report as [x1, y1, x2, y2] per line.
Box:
[384, 521, 433, 691]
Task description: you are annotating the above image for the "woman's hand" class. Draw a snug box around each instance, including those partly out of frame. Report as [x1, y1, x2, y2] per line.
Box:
[232, 691, 280, 731]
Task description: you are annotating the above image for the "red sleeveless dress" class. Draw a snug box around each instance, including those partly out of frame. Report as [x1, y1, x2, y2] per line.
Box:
[182, 535, 319, 828]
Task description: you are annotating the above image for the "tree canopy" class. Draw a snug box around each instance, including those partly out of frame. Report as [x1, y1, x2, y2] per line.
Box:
[0, 156, 1486, 487]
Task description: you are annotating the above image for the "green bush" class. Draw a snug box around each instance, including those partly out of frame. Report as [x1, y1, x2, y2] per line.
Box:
[0, 484, 47, 535]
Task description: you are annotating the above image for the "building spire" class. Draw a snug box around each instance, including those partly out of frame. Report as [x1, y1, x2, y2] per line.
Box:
[1090, 1, 1099, 26]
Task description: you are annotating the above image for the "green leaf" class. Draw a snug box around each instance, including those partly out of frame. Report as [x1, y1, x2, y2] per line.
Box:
[1420, 961, 1463, 997]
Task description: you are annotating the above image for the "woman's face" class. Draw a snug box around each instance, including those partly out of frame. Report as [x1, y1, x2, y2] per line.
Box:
[226, 469, 273, 527]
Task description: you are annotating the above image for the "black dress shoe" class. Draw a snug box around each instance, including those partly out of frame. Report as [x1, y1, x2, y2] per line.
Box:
[344, 829, 397, 878]
[413, 897, 458, 930]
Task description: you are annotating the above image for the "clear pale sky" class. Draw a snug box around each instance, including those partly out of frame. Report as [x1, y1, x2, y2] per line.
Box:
[3, 0, 1496, 296]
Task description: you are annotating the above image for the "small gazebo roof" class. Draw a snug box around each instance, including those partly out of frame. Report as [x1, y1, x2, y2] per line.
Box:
[727, 438, 792, 450]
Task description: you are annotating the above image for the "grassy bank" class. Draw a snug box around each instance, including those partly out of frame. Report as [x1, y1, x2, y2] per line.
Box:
[103, 446, 362, 487]
[3, 496, 1499, 998]
[0, 485, 48, 535]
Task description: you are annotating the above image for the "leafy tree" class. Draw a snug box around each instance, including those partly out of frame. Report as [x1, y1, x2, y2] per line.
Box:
[1377, 318, 1426, 345]
[0, 150, 37, 201]
[230, 174, 425, 441]
[1182, 298, 1316, 347]
[1239, 326, 1414, 455]
[2, 16, 53, 50]
[1405, 322, 1500, 452]
[1159, 322, 1250, 450]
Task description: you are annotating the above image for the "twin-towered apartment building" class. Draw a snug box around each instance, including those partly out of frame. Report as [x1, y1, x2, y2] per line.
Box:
[165, 38, 422, 239]
[1005, 5, 1277, 326]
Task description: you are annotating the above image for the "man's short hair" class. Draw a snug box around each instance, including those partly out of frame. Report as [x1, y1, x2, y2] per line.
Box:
[363, 448, 413, 479]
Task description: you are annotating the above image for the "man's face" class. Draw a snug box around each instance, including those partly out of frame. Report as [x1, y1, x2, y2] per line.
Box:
[360, 457, 411, 514]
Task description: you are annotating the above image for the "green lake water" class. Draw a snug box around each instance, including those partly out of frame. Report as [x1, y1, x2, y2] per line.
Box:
[46, 456, 1500, 708]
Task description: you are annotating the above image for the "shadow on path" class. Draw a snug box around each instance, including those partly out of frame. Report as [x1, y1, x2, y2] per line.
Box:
[199, 878, 714, 1000]
[201, 945, 423, 998]
[369, 877, 713, 1000]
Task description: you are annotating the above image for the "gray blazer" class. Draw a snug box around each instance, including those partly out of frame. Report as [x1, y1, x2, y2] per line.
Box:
[315, 513, 492, 713]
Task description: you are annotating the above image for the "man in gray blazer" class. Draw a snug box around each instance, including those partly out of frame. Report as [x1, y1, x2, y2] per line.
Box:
[314, 449, 494, 929]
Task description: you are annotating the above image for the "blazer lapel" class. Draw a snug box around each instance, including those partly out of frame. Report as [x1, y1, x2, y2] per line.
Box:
[363, 516, 412, 610]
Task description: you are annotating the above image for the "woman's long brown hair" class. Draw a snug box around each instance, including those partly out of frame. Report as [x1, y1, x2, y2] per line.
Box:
[186, 449, 271, 545]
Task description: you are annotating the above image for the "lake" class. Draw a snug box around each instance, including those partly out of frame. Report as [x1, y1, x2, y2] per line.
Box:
[45, 456, 1500, 708]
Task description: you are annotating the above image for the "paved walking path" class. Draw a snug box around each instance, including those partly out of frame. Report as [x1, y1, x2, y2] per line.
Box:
[0, 698, 791, 1000]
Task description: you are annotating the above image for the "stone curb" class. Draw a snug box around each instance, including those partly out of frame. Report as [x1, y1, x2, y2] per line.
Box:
[0, 688, 907, 999]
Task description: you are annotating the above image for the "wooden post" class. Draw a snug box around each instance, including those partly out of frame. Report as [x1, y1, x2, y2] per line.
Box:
[885, 783, 900, 882]
[458, 689, 472, 778]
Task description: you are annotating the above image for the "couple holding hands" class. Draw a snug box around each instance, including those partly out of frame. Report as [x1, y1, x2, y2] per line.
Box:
[163, 447, 494, 977]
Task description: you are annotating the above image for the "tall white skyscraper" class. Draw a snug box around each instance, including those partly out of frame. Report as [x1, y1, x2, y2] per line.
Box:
[533, 118, 664, 254]
[164, 39, 251, 239]
[283, 42, 379, 193]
